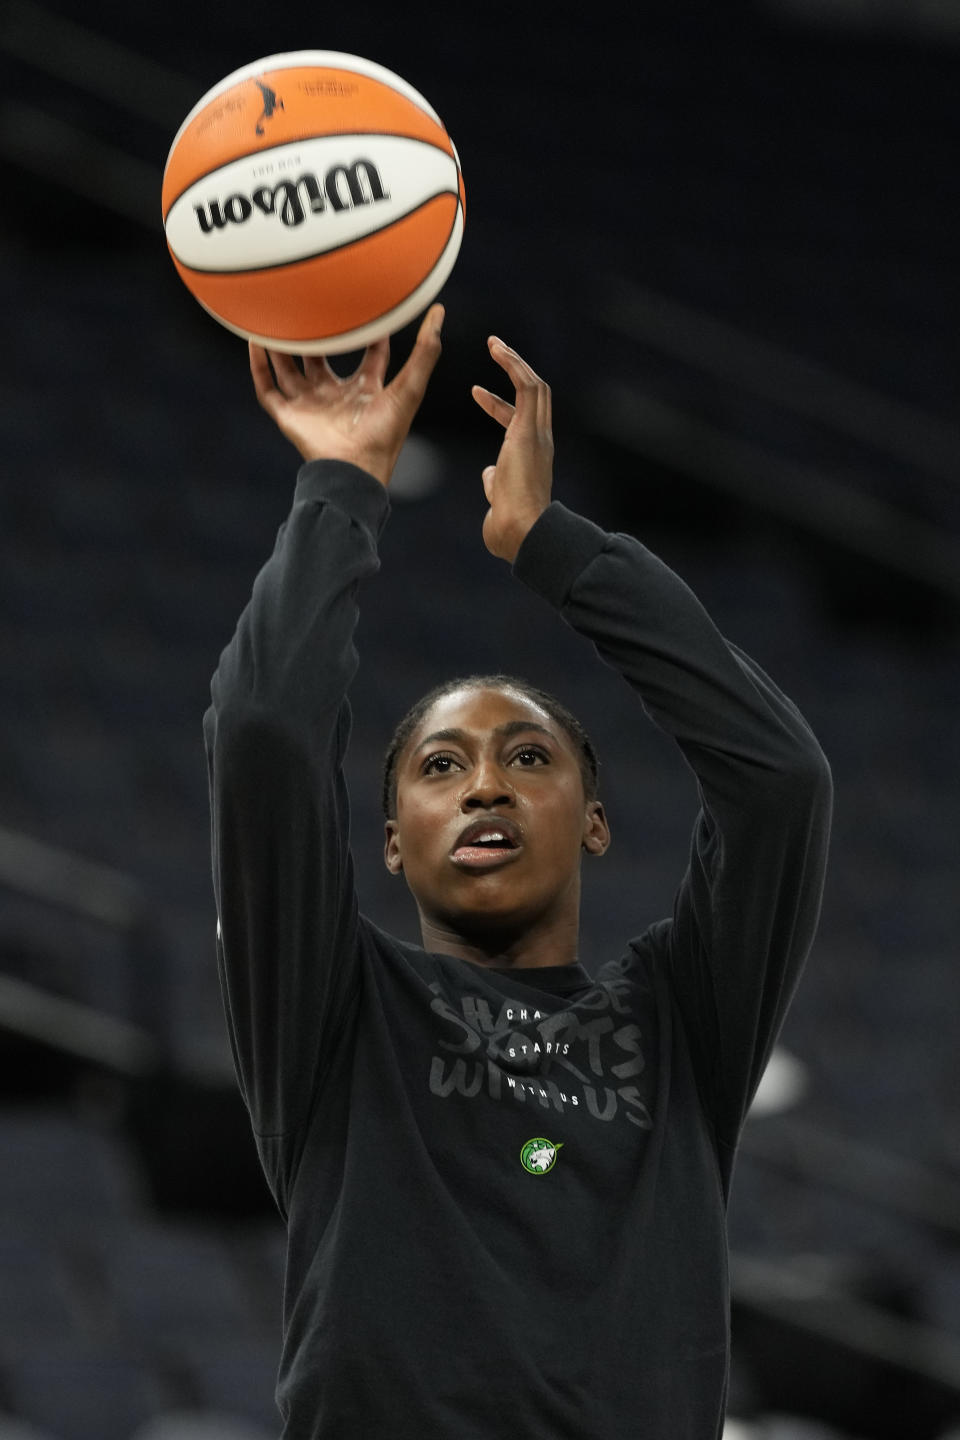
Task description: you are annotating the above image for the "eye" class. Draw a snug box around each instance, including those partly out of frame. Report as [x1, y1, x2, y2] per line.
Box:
[510, 745, 549, 768]
[421, 751, 462, 777]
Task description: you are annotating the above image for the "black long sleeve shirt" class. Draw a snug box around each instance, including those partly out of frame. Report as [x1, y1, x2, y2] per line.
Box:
[204, 460, 832, 1439]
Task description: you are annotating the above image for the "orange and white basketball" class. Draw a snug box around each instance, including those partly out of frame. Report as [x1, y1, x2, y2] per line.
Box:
[161, 51, 465, 353]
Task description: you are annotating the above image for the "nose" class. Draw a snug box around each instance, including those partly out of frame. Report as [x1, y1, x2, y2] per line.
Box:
[461, 756, 515, 810]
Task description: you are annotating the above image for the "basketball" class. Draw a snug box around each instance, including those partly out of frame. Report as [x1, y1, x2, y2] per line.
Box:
[161, 51, 465, 354]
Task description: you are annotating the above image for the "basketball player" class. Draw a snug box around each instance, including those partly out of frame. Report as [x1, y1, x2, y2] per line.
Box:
[204, 303, 832, 1439]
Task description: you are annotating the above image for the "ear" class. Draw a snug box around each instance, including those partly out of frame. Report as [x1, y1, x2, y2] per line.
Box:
[384, 819, 404, 875]
[582, 800, 611, 857]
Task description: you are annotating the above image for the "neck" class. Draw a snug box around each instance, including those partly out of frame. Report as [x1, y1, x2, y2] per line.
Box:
[418, 910, 581, 970]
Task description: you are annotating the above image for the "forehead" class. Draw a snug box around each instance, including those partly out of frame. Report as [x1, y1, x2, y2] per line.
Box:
[407, 686, 571, 754]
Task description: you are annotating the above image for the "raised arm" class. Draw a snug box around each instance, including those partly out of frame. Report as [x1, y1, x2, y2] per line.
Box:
[473, 339, 832, 1172]
[205, 308, 443, 1179]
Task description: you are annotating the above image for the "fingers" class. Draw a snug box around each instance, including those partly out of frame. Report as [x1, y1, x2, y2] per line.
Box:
[249, 342, 301, 419]
[357, 335, 391, 390]
[302, 353, 342, 386]
[389, 303, 444, 413]
[269, 348, 308, 398]
[486, 335, 552, 433]
[252, 308, 441, 406]
[249, 342, 275, 408]
[306, 335, 390, 389]
[417, 302, 445, 346]
[471, 384, 515, 430]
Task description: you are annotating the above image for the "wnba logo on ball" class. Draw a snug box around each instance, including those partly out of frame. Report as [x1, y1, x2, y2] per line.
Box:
[194, 160, 389, 233]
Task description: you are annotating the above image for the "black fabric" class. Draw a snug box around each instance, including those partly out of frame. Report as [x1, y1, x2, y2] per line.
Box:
[204, 459, 832, 1440]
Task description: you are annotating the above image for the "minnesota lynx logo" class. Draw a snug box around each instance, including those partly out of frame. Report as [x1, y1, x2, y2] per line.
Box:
[520, 1137, 563, 1175]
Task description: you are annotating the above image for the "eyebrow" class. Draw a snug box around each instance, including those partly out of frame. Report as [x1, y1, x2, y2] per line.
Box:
[412, 720, 557, 755]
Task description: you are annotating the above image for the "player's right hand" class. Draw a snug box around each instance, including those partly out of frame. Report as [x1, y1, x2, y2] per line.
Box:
[249, 303, 444, 487]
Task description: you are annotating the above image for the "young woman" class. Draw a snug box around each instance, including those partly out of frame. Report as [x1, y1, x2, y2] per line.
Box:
[204, 304, 832, 1439]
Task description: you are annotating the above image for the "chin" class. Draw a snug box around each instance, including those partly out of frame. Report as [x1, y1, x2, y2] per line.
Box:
[426, 896, 552, 945]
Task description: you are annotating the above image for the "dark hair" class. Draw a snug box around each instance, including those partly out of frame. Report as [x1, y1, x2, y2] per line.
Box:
[381, 674, 600, 818]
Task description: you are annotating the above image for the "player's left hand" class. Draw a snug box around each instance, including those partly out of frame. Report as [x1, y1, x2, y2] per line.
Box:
[472, 337, 553, 562]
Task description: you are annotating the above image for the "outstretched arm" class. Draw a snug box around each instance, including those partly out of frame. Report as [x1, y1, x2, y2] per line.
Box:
[207, 312, 443, 1192]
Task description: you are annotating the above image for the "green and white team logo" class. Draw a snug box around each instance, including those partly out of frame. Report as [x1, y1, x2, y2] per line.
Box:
[520, 1137, 564, 1175]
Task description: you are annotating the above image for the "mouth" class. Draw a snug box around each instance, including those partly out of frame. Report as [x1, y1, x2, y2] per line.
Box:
[450, 817, 523, 870]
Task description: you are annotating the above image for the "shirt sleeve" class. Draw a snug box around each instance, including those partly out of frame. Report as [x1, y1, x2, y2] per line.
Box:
[203, 459, 389, 1147]
[513, 502, 833, 1164]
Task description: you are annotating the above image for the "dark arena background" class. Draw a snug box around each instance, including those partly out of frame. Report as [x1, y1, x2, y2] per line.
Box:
[1, 2, 959, 1437]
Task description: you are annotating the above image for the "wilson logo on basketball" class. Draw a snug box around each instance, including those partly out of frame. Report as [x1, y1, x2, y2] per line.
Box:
[193, 161, 390, 233]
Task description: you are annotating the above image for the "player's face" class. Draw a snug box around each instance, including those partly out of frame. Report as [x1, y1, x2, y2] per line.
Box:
[384, 686, 609, 946]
